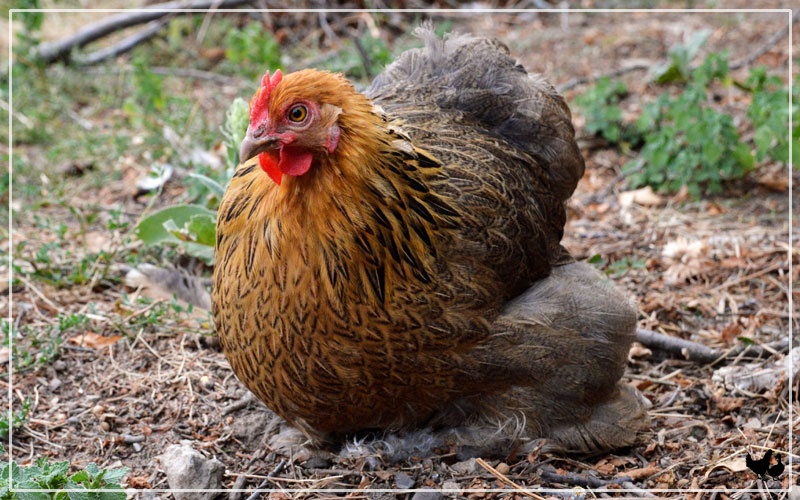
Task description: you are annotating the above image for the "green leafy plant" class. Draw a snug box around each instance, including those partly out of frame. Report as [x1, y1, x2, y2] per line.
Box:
[225, 22, 282, 79]
[575, 77, 635, 145]
[324, 33, 392, 80]
[0, 399, 31, 441]
[0, 449, 128, 499]
[7, 312, 95, 373]
[134, 97, 247, 261]
[624, 53, 753, 198]
[12, 0, 45, 56]
[744, 66, 794, 165]
[794, 77, 800, 168]
[135, 204, 216, 264]
[650, 29, 711, 84]
[221, 97, 250, 175]
[129, 56, 166, 114]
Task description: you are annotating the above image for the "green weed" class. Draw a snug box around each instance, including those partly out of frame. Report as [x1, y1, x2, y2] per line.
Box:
[0, 399, 31, 441]
[324, 33, 392, 81]
[744, 67, 796, 166]
[650, 30, 711, 84]
[574, 77, 636, 145]
[224, 22, 282, 79]
[0, 448, 128, 499]
[135, 96, 248, 261]
[624, 52, 753, 198]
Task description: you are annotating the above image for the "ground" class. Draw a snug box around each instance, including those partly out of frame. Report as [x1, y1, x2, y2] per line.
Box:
[2, 2, 798, 498]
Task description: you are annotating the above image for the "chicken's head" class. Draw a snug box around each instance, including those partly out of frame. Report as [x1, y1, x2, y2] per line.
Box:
[239, 69, 343, 185]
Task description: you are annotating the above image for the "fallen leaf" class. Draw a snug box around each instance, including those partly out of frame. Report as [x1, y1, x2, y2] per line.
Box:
[719, 321, 743, 344]
[671, 184, 690, 203]
[125, 475, 152, 489]
[0, 347, 9, 365]
[619, 186, 663, 207]
[705, 202, 726, 215]
[594, 458, 615, 475]
[757, 173, 788, 192]
[628, 342, 652, 359]
[704, 456, 748, 481]
[583, 27, 602, 44]
[719, 257, 746, 269]
[714, 396, 746, 413]
[617, 465, 660, 480]
[69, 332, 124, 349]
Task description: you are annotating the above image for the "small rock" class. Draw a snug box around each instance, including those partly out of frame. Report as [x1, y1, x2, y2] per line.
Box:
[160, 441, 225, 500]
[412, 491, 443, 500]
[450, 457, 479, 475]
[199, 375, 214, 390]
[395, 471, 415, 489]
[441, 479, 460, 493]
[230, 409, 275, 448]
[495, 462, 510, 475]
[49, 377, 62, 391]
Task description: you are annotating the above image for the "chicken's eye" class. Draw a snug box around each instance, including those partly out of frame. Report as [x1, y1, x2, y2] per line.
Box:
[288, 104, 308, 123]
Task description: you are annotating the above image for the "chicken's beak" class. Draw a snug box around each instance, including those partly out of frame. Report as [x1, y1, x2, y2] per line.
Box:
[239, 131, 280, 163]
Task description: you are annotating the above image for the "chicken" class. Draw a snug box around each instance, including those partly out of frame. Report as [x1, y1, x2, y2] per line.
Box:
[746, 449, 773, 479]
[768, 453, 784, 479]
[212, 27, 648, 455]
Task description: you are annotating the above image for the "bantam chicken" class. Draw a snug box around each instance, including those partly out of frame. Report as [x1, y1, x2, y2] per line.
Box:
[213, 26, 648, 455]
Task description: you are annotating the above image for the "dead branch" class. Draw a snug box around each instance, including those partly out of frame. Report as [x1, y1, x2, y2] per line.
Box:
[636, 328, 720, 364]
[636, 329, 790, 365]
[244, 459, 287, 500]
[730, 9, 799, 70]
[30, 0, 253, 65]
[537, 464, 636, 490]
[72, 20, 169, 66]
[475, 458, 545, 499]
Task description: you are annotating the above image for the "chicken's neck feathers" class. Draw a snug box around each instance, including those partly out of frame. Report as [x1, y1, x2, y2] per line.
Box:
[216, 107, 458, 331]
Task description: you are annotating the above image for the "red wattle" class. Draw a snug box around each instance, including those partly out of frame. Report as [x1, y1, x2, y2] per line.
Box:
[258, 152, 283, 185]
[278, 147, 314, 177]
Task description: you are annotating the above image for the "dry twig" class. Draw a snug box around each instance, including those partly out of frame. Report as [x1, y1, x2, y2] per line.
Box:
[475, 458, 546, 499]
[30, 0, 252, 64]
[636, 328, 720, 364]
[537, 463, 633, 489]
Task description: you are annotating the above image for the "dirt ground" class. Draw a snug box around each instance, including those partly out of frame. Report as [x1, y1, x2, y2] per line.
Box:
[3, 3, 798, 498]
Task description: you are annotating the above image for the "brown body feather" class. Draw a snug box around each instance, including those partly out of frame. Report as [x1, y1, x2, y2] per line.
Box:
[213, 28, 648, 451]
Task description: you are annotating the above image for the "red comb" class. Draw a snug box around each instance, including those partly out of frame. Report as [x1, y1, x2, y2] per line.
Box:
[249, 69, 283, 125]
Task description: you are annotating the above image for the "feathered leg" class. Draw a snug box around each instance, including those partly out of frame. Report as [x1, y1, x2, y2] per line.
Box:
[435, 261, 649, 454]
